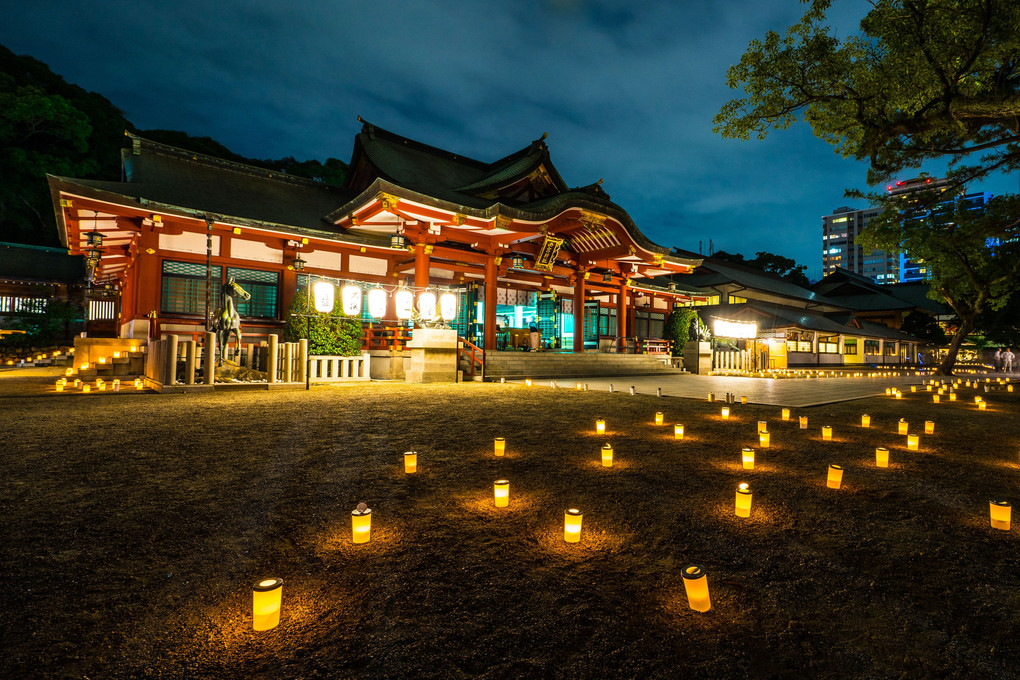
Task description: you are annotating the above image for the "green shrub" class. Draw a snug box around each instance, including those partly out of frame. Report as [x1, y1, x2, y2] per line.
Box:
[663, 307, 700, 356]
[282, 292, 363, 356]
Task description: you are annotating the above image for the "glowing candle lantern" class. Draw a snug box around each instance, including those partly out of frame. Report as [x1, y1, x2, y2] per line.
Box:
[906, 434, 919, 451]
[55, 381, 63, 392]
[681, 565, 711, 612]
[735, 483, 752, 517]
[885, 387, 892, 395]
[910, 386, 916, 392]
[827, 464, 844, 489]
[979, 401, 987, 411]
[404, 451, 417, 473]
[252, 577, 284, 631]
[759, 430, 770, 448]
[895, 391, 902, 399]
[595, 418, 605, 434]
[494, 437, 506, 457]
[564, 508, 583, 543]
[394, 288, 414, 320]
[351, 503, 372, 544]
[97, 382, 106, 391]
[674, 424, 684, 440]
[80, 362, 88, 370]
[875, 447, 889, 468]
[742, 447, 755, 470]
[741, 396, 748, 405]
[898, 419, 908, 435]
[933, 394, 940, 403]
[924, 421, 935, 435]
[721, 407, 730, 420]
[65, 368, 73, 376]
[782, 408, 790, 421]
[494, 479, 510, 507]
[1009, 385, 1014, 393]
[822, 425, 833, 441]
[525, 379, 532, 387]
[655, 412, 664, 426]
[707, 393, 714, 402]
[417, 290, 437, 321]
[861, 414, 871, 428]
[799, 416, 808, 429]
[989, 500, 1011, 530]
[757, 421, 767, 433]
[134, 378, 143, 390]
[82, 384, 91, 393]
[950, 392, 957, 401]
[601, 443, 614, 467]
[974, 396, 982, 404]
[926, 385, 933, 392]
[98, 357, 106, 364]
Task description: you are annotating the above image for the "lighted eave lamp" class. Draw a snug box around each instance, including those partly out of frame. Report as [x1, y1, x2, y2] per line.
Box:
[742, 448, 754, 470]
[681, 565, 711, 612]
[252, 577, 283, 631]
[827, 464, 844, 489]
[351, 503, 372, 544]
[989, 500, 1011, 531]
[404, 451, 417, 474]
[494, 437, 506, 457]
[595, 418, 606, 435]
[601, 443, 614, 468]
[861, 414, 871, 428]
[564, 509, 583, 543]
[735, 483, 752, 517]
[674, 424, 684, 440]
[494, 480, 510, 508]
[876, 447, 889, 468]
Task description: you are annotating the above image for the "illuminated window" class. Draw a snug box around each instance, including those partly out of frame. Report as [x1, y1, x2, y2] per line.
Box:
[728, 295, 747, 304]
[843, 338, 857, 355]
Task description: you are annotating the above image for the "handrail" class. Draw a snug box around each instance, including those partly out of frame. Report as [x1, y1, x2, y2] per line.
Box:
[458, 336, 484, 379]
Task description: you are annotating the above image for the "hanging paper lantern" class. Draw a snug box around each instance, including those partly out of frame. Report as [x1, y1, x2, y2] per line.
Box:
[439, 292, 457, 321]
[341, 284, 362, 316]
[418, 291, 437, 320]
[368, 287, 387, 319]
[395, 289, 414, 319]
[313, 281, 335, 313]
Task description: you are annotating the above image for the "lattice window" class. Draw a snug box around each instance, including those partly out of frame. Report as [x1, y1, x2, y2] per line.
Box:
[162, 261, 220, 315]
[227, 267, 279, 319]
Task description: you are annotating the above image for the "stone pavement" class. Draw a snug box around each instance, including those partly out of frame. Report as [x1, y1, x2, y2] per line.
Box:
[512, 373, 930, 408]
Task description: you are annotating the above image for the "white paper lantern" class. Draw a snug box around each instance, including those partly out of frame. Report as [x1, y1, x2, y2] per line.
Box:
[418, 291, 437, 320]
[341, 284, 362, 316]
[312, 281, 334, 313]
[368, 287, 387, 319]
[395, 289, 414, 319]
[439, 292, 457, 321]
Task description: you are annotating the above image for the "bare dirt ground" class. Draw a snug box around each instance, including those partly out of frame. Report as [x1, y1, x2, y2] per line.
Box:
[1, 379, 1017, 679]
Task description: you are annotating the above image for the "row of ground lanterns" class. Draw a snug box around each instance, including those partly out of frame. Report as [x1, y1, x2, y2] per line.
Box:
[252, 380, 1014, 630]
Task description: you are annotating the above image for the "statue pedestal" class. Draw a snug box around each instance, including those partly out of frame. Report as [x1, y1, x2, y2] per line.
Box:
[684, 341, 712, 374]
[405, 328, 458, 383]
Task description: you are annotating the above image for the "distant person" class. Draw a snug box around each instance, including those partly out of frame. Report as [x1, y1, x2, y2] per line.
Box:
[1004, 347, 1015, 373]
[529, 317, 540, 351]
[993, 347, 1002, 371]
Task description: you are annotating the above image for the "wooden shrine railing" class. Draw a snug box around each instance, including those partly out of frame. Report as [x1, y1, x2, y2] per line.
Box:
[363, 325, 413, 352]
[458, 336, 484, 380]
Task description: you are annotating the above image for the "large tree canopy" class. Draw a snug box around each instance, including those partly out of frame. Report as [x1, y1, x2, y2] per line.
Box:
[714, 0, 1020, 188]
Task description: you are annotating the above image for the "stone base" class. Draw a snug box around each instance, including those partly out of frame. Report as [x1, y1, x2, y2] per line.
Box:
[405, 328, 458, 383]
[683, 341, 712, 374]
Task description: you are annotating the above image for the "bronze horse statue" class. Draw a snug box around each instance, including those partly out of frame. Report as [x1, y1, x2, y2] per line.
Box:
[212, 277, 250, 364]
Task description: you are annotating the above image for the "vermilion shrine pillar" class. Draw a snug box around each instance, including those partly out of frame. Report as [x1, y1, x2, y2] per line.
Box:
[573, 273, 585, 353]
[483, 256, 497, 350]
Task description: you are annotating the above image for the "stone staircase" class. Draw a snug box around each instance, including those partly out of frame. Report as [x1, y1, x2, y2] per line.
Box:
[483, 351, 685, 380]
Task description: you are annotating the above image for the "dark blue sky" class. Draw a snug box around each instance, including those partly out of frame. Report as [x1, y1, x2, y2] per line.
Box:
[4, 1, 1015, 278]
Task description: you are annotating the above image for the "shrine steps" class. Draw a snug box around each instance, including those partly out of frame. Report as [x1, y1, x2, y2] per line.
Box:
[483, 352, 685, 380]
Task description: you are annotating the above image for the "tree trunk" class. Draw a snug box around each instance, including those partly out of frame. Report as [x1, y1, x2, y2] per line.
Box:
[938, 316, 975, 375]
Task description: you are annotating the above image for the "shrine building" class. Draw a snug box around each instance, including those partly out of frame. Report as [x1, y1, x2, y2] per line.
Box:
[47, 120, 704, 364]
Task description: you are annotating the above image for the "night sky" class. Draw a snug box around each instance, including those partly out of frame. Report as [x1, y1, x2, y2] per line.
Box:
[4, 1, 1016, 278]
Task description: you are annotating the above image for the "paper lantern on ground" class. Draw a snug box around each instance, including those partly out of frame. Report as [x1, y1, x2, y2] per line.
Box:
[759, 430, 770, 448]
[876, 447, 889, 468]
[681, 565, 711, 612]
[564, 508, 583, 543]
[907, 434, 919, 451]
[757, 421, 767, 433]
[494, 480, 510, 508]
[82, 384, 91, 393]
[898, 419, 908, 435]
[979, 401, 987, 410]
[394, 288, 414, 319]
[601, 443, 614, 468]
[655, 412, 664, 426]
[404, 451, 417, 473]
[933, 394, 941, 403]
[822, 425, 833, 441]
[925, 421, 935, 435]
[910, 386, 917, 392]
[782, 408, 790, 421]
[742, 448, 754, 470]
[494, 437, 506, 457]
[417, 291, 437, 321]
[827, 464, 844, 489]
[525, 378, 532, 387]
[950, 392, 957, 401]
[861, 414, 871, 428]
[351, 503, 372, 544]
[721, 407, 730, 420]
[439, 292, 458, 321]
[799, 416, 808, 429]
[134, 378, 143, 390]
[55, 381, 64, 392]
[367, 287, 387, 319]
[595, 418, 606, 434]
[741, 396, 748, 405]
[989, 500, 1011, 530]
[707, 393, 715, 402]
[313, 281, 335, 313]
[735, 483, 752, 517]
[974, 396, 983, 404]
[65, 368, 73, 376]
[674, 424, 684, 440]
[252, 577, 284, 631]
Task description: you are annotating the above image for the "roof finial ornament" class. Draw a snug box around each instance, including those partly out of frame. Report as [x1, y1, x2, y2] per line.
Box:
[596, 178, 604, 185]
[357, 114, 365, 123]
[541, 132, 548, 140]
